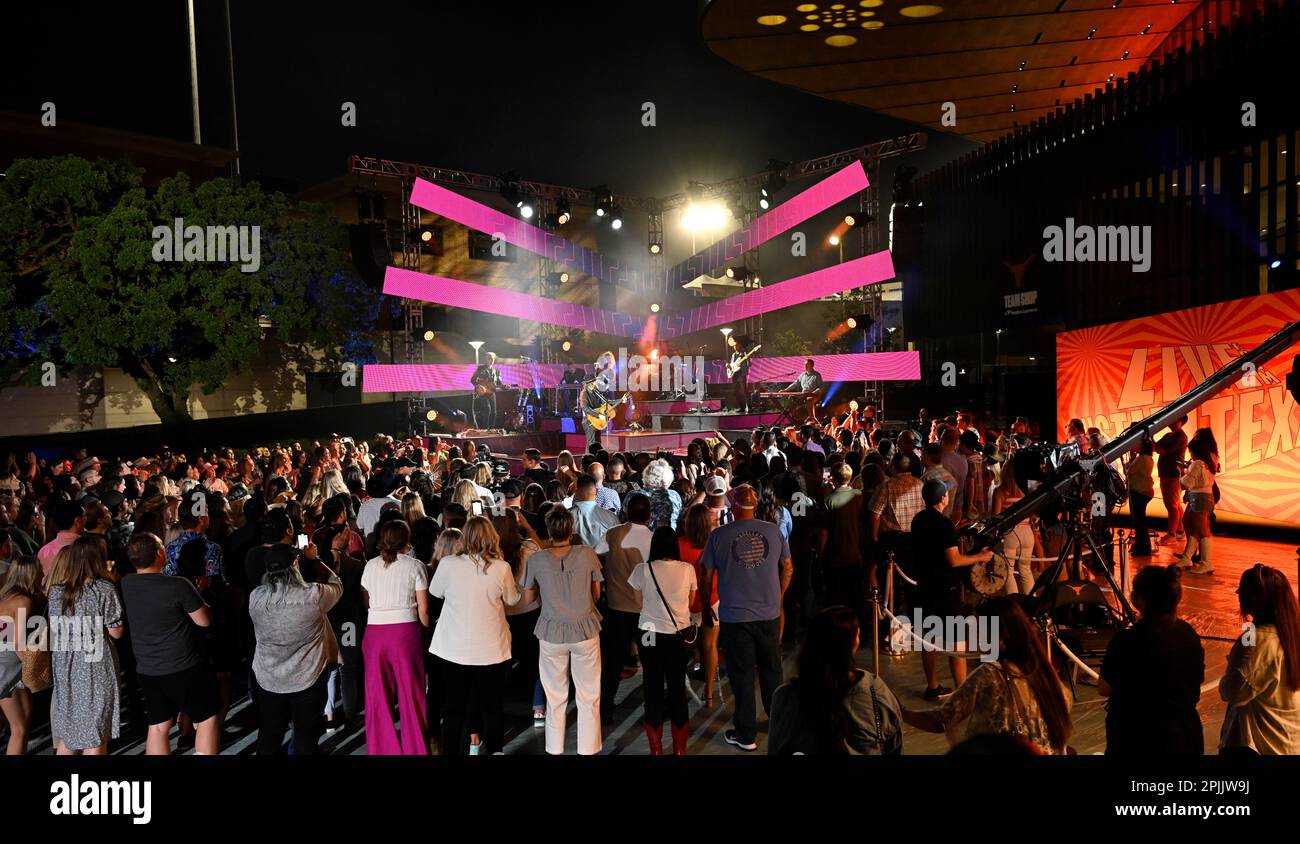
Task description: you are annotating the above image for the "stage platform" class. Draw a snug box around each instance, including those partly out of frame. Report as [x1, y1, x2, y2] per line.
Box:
[638, 398, 722, 415]
[564, 429, 696, 454]
[651, 409, 783, 433]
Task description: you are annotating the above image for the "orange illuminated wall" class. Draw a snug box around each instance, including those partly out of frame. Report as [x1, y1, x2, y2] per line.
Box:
[1057, 290, 1300, 527]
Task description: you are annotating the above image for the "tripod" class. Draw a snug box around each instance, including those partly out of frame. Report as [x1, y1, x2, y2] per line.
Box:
[1028, 507, 1135, 622]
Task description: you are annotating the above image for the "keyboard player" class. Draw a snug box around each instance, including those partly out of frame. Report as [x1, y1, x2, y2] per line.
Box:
[784, 358, 825, 422]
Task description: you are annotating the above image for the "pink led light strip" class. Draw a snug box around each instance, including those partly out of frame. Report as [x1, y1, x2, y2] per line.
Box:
[362, 351, 920, 393]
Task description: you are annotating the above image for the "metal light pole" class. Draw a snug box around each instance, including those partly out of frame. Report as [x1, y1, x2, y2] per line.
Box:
[185, 0, 202, 145]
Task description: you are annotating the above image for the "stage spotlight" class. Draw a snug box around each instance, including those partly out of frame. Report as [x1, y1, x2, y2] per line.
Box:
[761, 163, 787, 207]
[649, 241, 662, 254]
[847, 313, 874, 331]
[594, 186, 614, 218]
[682, 203, 727, 230]
[828, 235, 841, 246]
[562, 340, 572, 352]
[547, 271, 570, 286]
[610, 206, 624, 230]
[650, 303, 661, 313]
[725, 266, 750, 281]
[1270, 259, 1283, 269]
[423, 329, 436, 342]
[420, 228, 434, 243]
[556, 198, 572, 225]
[844, 214, 857, 227]
[517, 199, 535, 219]
[425, 409, 438, 422]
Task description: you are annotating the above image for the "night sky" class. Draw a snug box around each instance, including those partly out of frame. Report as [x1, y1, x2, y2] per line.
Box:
[2, 0, 974, 196]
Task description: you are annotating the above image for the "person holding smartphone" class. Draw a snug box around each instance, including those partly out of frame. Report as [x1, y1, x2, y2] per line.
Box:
[248, 541, 342, 755]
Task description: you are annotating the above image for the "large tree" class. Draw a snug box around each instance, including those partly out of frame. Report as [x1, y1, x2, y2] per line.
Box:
[1, 155, 383, 426]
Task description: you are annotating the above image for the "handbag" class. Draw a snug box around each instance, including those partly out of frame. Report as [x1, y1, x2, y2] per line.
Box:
[647, 560, 698, 645]
[20, 643, 52, 693]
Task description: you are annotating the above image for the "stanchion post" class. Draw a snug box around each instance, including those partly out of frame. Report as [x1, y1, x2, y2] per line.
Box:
[869, 587, 880, 676]
[1119, 530, 1129, 603]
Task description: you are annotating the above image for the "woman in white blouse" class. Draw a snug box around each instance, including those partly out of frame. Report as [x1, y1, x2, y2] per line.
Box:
[361, 520, 430, 755]
[628, 527, 697, 755]
[429, 516, 521, 755]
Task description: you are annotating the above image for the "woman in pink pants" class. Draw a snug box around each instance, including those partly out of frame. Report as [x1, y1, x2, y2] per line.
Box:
[362, 520, 431, 754]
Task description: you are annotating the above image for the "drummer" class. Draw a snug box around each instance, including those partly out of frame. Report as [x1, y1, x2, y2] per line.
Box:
[784, 358, 825, 422]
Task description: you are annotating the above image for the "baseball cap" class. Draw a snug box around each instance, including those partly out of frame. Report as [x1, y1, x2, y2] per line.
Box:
[704, 475, 728, 497]
[731, 484, 758, 510]
[99, 490, 125, 511]
[922, 478, 949, 507]
[264, 543, 299, 574]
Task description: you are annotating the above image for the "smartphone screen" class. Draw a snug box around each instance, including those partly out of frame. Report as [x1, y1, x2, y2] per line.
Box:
[471, 500, 484, 516]
[296, 534, 309, 549]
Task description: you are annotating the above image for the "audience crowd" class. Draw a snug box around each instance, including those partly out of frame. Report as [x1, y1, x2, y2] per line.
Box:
[0, 406, 1294, 757]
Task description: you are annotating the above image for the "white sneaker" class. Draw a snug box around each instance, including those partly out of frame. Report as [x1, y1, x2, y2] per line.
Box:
[1190, 562, 1214, 575]
[1173, 556, 1193, 569]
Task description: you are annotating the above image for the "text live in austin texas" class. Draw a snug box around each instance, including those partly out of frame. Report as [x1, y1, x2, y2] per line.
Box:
[2, 0, 1299, 831]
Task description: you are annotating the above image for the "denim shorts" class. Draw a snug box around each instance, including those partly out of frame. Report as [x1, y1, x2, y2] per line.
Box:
[1187, 492, 1214, 515]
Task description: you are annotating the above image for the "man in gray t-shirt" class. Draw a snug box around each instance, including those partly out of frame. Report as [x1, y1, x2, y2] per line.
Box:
[699, 484, 792, 751]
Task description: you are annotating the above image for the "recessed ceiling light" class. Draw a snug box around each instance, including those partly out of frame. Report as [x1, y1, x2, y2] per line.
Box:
[899, 4, 943, 16]
[756, 14, 787, 25]
[825, 34, 857, 46]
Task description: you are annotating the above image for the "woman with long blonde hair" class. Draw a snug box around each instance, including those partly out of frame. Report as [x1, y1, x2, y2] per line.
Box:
[401, 491, 428, 526]
[556, 450, 578, 495]
[497, 510, 546, 727]
[0, 555, 43, 754]
[48, 537, 125, 755]
[429, 516, 520, 754]
[452, 479, 482, 514]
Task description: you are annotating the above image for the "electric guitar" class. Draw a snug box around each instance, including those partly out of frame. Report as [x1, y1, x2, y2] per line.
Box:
[472, 379, 518, 397]
[726, 344, 762, 377]
[584, 393, 631, 431]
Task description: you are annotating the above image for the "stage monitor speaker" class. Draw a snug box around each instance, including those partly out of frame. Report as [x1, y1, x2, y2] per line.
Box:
[349, 223, 391, 289]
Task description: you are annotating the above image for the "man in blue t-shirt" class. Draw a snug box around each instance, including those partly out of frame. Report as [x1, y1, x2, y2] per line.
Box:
[701, 484, 792, 751]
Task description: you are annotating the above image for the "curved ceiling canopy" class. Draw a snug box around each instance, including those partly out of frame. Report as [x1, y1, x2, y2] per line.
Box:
[702, 0, 1204, 143]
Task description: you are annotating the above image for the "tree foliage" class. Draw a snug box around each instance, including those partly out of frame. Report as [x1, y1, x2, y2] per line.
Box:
[0, 155, 382, 425]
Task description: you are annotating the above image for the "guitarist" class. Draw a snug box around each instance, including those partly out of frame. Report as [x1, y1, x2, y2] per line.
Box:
[727, 333, 755, 413]
[579, 351, 618, 451]
[470, 351, 504, 429]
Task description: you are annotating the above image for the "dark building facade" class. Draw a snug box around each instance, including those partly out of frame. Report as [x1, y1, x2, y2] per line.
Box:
[897, 1, 1298, 430]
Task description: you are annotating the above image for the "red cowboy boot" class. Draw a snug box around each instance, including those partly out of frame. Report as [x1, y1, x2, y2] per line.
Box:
[644, 722, 664, 755]
[671, 722, 689, 755]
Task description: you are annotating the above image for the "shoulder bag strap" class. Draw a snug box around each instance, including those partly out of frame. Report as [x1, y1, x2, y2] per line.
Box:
[647, 561, 696, 644]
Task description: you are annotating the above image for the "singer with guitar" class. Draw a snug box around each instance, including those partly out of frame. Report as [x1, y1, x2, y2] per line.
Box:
[579, 351, 625, 451]
[726, 334, 760, 413]
[470, 351, 504, 429]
